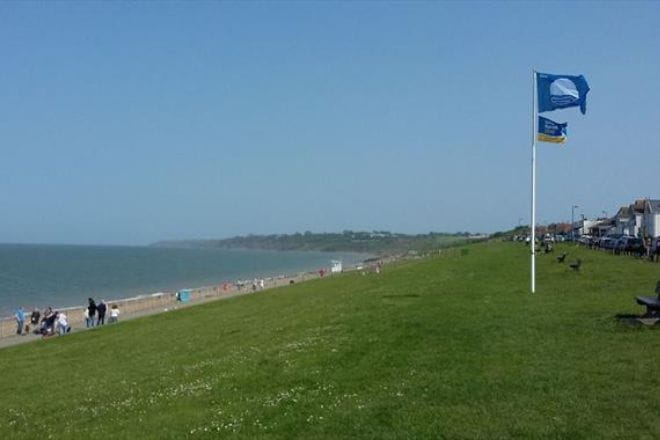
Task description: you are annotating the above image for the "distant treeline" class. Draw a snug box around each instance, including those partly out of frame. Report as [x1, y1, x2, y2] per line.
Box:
[152, 231, 485, 254]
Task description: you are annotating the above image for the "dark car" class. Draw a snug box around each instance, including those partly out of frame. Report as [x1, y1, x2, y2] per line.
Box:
[617, 236, 643, 253]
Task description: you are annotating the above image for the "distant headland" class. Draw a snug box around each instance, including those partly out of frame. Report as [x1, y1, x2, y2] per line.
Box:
[151, 231, 487, 254]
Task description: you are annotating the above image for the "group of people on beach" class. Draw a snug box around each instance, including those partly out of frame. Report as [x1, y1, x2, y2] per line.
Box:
[235, 278, 266, 292]
[13, 297, 120, 338]
[84, 298, 120, 327]
[13, 306, 71, 337]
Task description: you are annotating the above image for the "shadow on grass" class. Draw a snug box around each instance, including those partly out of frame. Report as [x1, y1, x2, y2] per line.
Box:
[381, 294, 421, 299]
[615, 313, 660, 329]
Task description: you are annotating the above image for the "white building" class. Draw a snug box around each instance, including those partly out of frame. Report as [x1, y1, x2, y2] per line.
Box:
[642, 199, 660, 242]
[574, 218, 601, 236]
[330, 260, 343, 273]
[624, 200, 645, 238]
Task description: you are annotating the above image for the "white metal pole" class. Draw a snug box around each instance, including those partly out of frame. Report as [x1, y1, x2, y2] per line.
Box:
[531, 70, 537, 293]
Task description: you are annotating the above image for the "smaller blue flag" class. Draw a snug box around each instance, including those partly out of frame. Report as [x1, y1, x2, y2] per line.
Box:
[537, 72, 590, 114]
[537, 116, 567, 144]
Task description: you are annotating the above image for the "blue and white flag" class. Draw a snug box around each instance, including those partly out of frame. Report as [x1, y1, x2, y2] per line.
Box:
[537, 116, 567, 144]
[537, 72, 590, 114]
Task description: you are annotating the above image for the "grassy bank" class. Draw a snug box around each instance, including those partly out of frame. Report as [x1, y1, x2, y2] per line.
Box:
[1, 242, 659, 438]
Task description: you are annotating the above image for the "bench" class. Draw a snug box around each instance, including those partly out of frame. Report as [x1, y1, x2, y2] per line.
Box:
[556, 253, 568, 263]
[569, 259, 582, 271]
[636, 281, 660, 319]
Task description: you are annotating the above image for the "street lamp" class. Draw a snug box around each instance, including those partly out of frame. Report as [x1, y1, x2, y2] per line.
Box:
[571, 204, 579, 241]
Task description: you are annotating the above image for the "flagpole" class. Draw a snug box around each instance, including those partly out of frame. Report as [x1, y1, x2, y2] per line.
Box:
[531, 69, 537, 294]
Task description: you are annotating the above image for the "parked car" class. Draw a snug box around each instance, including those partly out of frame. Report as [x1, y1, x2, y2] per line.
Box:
[621, 236, 643, 253]
[600, 235, 622, 249]
[614, 236, 641, 253]
[578, 235, 592, 245]
[598, 236, 610, 248]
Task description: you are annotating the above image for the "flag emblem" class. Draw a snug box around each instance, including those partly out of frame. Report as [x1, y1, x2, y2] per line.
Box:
[549, 78, 579, 106]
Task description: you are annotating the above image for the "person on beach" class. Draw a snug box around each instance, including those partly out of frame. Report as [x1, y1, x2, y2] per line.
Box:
[14, 307, 25, 335]
[56, 311, 70, 335]
[41, 309, 57, 337]
[97, 300, 107, 326]
[87, 298, 97, 328]
[38, 307, 50, 334]
[109, 304, 120, 323]
[28, 308, 41, 334]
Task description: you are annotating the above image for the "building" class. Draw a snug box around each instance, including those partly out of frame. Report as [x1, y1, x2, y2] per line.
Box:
[574, 218, 604, 237]
[584, 218, 614, 238]
[642, 199, 660, 242]
[613, 206, 632, 235]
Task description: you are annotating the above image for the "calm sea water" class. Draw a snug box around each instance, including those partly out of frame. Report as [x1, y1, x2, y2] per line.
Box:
[0, 244, 367, 317]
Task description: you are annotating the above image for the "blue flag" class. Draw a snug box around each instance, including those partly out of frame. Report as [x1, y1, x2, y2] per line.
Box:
[537, 116, 567, 144]
[537, 72, 590, 114]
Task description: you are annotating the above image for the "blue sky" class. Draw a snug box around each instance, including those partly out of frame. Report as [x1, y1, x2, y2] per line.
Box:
[1, 2, 659, 245]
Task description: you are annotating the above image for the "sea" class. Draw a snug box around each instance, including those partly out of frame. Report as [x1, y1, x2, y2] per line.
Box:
[0, 243, 368, 318]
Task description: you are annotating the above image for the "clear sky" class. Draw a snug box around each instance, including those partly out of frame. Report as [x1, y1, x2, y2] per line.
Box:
[2, 1, 659, 245]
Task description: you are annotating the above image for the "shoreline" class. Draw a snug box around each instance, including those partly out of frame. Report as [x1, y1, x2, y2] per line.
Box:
[0, 244, 372, 319]
[0, 256, 398, 349]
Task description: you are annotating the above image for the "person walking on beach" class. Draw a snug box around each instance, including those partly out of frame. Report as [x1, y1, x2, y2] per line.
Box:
[14, 307, 25, 335]
[109, 304, 120, 323]
[87, 298, 97, 328]
[97, 300, 107, 326]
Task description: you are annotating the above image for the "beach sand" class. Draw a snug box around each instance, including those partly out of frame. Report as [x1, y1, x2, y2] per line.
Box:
[0, 255, 398, 349]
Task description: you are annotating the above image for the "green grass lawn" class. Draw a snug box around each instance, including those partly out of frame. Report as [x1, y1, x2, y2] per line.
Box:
[1, 242, 659, 439]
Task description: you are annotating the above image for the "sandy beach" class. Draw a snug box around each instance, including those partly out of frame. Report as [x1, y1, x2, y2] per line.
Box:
[0, 256, 398, 350]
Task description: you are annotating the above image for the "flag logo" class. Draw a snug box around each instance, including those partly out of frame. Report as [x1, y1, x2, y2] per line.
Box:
[549, 78, 579, 106]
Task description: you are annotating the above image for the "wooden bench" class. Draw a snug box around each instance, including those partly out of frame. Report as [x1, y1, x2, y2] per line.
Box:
[569, 259, 582, 271]
[556, 253, 568, 263]
[636, 281, 660, 319]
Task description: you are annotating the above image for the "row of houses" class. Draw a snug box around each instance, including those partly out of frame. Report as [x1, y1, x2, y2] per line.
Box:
[574, 198, 660, 246]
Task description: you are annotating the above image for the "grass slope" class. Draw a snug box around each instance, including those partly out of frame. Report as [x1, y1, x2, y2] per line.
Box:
[1, 242, 659, 439]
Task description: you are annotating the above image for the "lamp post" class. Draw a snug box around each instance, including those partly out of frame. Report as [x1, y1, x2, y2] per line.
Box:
[571, 204, 579, 241]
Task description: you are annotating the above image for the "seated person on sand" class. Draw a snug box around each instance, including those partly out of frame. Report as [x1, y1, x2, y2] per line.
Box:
[40, 309, 57, 337]
[56, 311, 70, 335]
